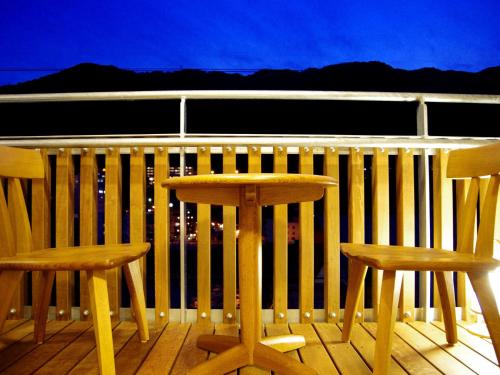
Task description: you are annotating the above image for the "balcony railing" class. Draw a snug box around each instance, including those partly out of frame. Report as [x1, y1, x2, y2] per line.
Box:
[0, 90, 498, 328]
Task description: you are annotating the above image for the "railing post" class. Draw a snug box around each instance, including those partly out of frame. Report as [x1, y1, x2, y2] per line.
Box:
[417, 99, 432, 321]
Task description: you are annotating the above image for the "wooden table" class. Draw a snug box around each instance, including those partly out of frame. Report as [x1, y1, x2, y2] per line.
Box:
[162, 173, 337, 374]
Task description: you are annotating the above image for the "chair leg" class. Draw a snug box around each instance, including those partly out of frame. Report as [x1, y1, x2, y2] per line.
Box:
[187, 343, 249, 374]
[341, 259, 368, 342]
[87, 269, 116, 375]
[373, 270, 403, 375]
[123, 260, 149, 342]
[33, 270, 55, 344]
[0, 271, 24, 331]
[468, 270, 500, 364]
[435, 271, 457, 344]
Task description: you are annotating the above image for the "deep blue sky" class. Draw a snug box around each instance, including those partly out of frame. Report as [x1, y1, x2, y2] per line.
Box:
[1, 0, 499, 86]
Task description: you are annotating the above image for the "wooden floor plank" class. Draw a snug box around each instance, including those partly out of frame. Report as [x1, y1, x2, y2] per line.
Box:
[113, 322, 168, 375]
[137, 323, 190, 375]
[0, 320, 72, 372]
[363, 322, 441, 375]
[394, 322, 476, 375]
[339, 323, 406, 374]
[170, 323, 214, 374]
[33, 321, 120, 375]
[433, 320, 499, 365]
[68, 320, 138, 375]
[314, 322, 370, 375]
[3, 320, 499, 374]
[410, 321, 500, 374]
[0, 320, 35, 352]
[289, 323, 339, 374]
[2, 321, 89, 375]
[1, 319, 27, 334]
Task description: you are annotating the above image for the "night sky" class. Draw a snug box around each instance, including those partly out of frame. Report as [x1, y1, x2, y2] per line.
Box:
[1, 0, 499, 86]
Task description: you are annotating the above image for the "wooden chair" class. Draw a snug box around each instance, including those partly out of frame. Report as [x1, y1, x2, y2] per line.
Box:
[0, 146, 150, 375]
[340, 142, 500, 374]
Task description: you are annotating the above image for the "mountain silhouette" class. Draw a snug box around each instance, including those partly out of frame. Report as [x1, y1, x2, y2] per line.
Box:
[0, 62, 498, 137]
[1, 61, 499, 94]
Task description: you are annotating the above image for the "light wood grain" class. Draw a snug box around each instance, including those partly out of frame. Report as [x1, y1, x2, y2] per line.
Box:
[447, 142, 500, 178]
[223, 147, 237, 324]
[374, 270, 403, 374]
[154, 147, 170, 324]
[171, 323, 214, 374]
[348, 147, 365, 321]
[197, 146, 212, 323]
[432, 149, 453, 316]
[0, 146, 44, 179]
[130, 147, 146, 294]
[396, 148, 415, 322]
[123, 260, 149, 342]
[410, 321, 500, 374]
[105, 147, 122, 321]
[455, 178, 474, 321]
[342, 259, 368, 342]
[371, 147, 389, 320]
[0, 320, 71, 372]
[299, 147, 314, 323]
[273, 146, 288, 323]
[323, 147, 340, 323]
[394, 322, 476, 374]
[289, 323, 338, 374]
[55, 148, 75, 321]
[315, 322, 371, 375]
[87, 270, 115, 375]
[79, 148, 97, 320]
[137, 323, 190, 374]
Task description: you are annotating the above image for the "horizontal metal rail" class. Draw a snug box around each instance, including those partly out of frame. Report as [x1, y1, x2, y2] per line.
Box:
[0, 135, 498, 151]
[0, 90, 499, 104]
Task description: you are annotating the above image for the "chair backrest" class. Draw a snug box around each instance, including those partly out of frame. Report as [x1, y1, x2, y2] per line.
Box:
[447, 142, 500, 258]
[0, 146, 44, 258]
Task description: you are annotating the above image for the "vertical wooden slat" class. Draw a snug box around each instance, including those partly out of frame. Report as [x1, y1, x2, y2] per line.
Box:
[273, 146, 288, 323]
[154, 147, 169, 324]
[223, 146, 237, 324]
[56, 148, 75, 320]
[324, 147, 340, 323]
[456, 179, 473, 321]
[396, 148, 415, 321]
[197, 146, 211, 323]
[31, 149, 51, 320]
[105, 147, 122, 321]
[371, 147, 389, 320]
[432, 149, 453, 317]
[299, 147, 314, 323]
[79, 148, 98, 320]
[130, 147, 146, 295]
[247, 146, 262, 326]
[348, 147, 365, 321]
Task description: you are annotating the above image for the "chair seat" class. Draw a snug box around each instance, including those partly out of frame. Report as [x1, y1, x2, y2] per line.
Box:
[340, 243, 500, 272]
[0, 243, 150, 271]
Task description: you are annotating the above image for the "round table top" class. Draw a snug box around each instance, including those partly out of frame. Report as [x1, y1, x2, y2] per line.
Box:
[161, 173, 337, 188]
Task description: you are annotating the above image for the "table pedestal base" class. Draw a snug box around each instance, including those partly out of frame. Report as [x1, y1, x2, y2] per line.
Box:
[197, 333, 306, 353]
[188, 340, 317, 374]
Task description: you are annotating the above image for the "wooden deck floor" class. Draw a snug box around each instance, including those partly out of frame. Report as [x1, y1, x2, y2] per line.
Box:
[0, 319, 498, 374]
